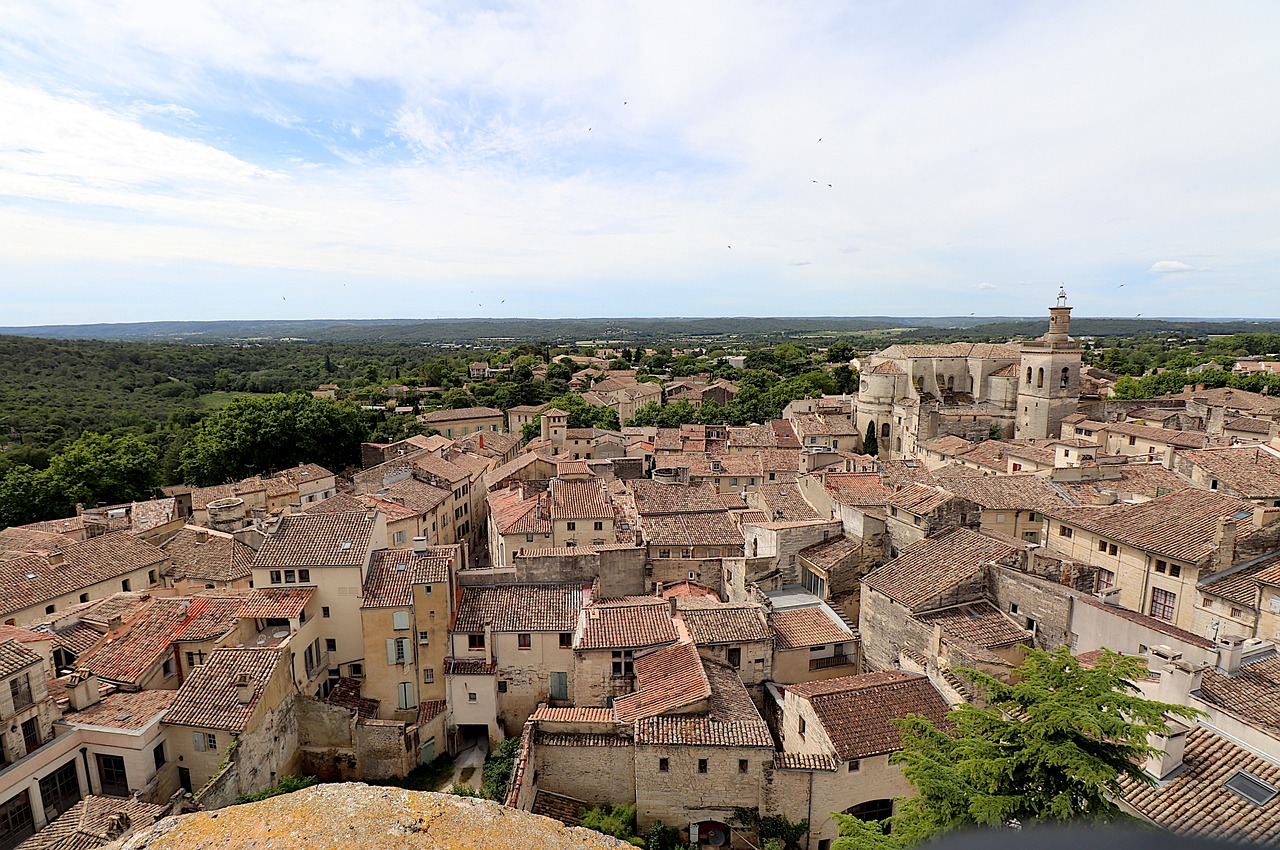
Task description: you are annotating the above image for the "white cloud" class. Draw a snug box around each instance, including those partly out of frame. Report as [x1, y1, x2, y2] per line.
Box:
[1148, 260, 1204, 274]
[0, 2, 1279, 322]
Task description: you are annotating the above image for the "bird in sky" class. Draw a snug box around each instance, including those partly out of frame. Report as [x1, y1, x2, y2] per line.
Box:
[1118, 283, 1126, 288]
[818, 137, 822, 142]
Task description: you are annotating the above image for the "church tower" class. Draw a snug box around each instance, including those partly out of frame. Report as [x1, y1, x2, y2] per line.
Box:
[1015, 288, 1082, 441]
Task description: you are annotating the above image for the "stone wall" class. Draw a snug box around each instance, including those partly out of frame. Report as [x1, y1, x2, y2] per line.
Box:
[509, 547, 646, 597]
[648, 557, 725, 595]
[987, 567, 1075, 651]
[531, 738, 637, 807]
[633, 743, 768, 834]
[358, 720, 415, 780]
[572, 651, 635, 708]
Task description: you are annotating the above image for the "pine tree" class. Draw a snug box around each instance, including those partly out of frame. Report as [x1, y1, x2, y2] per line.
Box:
[833, 648, 1201, 850]
[863, 421, 879, 456]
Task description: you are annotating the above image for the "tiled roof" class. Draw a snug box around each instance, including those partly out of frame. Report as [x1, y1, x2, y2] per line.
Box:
[770, 606, 855, 650]
[453, 584, 584, 633]
[236, 588, 313, 621]
[1176, 446, 1280, 496]
[1200, 552, 1280, 606]
[0, 639, 42, 679]
[1053, 462, 1187, 503]
[640, 512, 744, 549]
[418, 699, 446, 725]
[324, 677, 379, 720]
[879, 342, 1021, 360]
[483, 452, 553, 490]
[489, 488, 551, 536]
[614, 642, 710, 722]
[934, 474, 1069, 513]
[576, 603, 677, 650]
[163, 647, 284, 732]
[254, 512, 375, 568]
[0, 526, 73, 556]
[17, 795, 166, 850]
[862, 527, 1019, 609]
[380, 476, 452, 513]
[1097, 420, 1210, 449]
[411, 453, 473, 486]
[773, 752, 839, 771]
[823, 473, 890, 507]
[278, 463, 334, 486]
[866, 360, 906, 375]
[661, 580, 720, 600]
[362, 550, 452, 608]
[173, 597, 245, 642]
[1120, 724, 1280, 843]
[300, 493, 368, 515]
[756, 482, 821, 521]
[0, 624, 53, 645]
[550, 479, 613, 519]
[160, 526, 254, 584]
[1199, 655, 1280, 738]
[912, 602, 1030, 648]
[632, 659, 773, 747]
[680, 606, 770, 645]
[1225, 415, 1273, 434]
[63, 689, 175, 730]
[799, 535, 860, 571]
[1167, 386, 1280, 414]
[79, 597, 235, 685]
[443, 658, 495, 675]
[419, 406, 502, 422]
[530, 706, 620, 724]
[1046, 489, 1262, 563]
[886, 483, 957, 515]
[0, 533, 167, 619]
[627, 481, 726, 515]
[791, 671, 950, 760]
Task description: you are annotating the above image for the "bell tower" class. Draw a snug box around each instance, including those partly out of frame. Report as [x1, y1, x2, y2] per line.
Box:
[1015, 288, 1082, 441]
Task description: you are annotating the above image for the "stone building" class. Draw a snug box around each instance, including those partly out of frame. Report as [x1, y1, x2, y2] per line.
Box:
[855, 292, 1082, 458]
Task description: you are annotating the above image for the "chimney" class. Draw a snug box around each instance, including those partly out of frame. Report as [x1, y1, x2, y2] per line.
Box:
[668, 596, 677, 619]
[1216, 634, 1246, 675]
[67, 671, 101, 711]
[478, 433, 485, 450]
[1254, 506, 1280, 527]
[1158, 659, 1205, 705]
[107, 615, 124, 633]
[196, 529, 210, 544]
[1213, 517, 1237, 566]
[234, 672, 255, 705]
[1162, 445, 1175, 470]
[412, 536, 428, 554]
[484, 622, 494, 666]
[47, 551, 64, 566]
[654, 582, 663, 597]
[1145, 718, 1190, 780]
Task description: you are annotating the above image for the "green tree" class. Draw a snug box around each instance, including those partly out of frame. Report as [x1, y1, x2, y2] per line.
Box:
[863, 421, 878, 457]
[833, 648, 1201, 850]
[827, 340, 855, 363]
[481, 736, 522, 800]
[46, 432, 161, 508]
[832, 365, 858, 395]
[178, 393, 365, 485]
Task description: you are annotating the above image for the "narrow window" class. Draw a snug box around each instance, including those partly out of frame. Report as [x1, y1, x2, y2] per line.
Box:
[697, 758, 708, 774]
[659, 758, 669, 773]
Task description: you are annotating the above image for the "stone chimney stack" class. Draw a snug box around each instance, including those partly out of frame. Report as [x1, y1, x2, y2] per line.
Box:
[234, 672, 255, 705]
[1216, 634, 1246, 675]
[67, 671, 101, 711]
[1213, 517, 1237, 567]
[1157, 659, 1205, 706]
[1144, 718, 1190, 780]
[412, 536, 428, 554]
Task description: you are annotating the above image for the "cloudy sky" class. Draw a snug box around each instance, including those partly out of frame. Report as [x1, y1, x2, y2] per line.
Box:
[2, 1, 1278, 325]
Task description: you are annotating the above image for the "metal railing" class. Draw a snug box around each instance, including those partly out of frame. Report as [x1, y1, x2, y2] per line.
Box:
[809, 654, 856, 672]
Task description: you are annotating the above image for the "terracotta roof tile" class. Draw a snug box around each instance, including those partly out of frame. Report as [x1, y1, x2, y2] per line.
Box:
[420, 406, 502, 422]
[0, 533, 167, 619]
[163, 647, 284, 732]
[862, 527, 1020, 609]
[160, 526, 254, 584]
[632, 659, 773, 747]
[680, 606, 770, 645]
[530, 706, 620, 724]
[18, 795, 166, 850]
[627, 481, 726, 515]
[453, 584, 583, 633]
[770, 606, 855, 650]
[1120, 724, 1280, 843]
[0, 639, 42, 679]
[79, 597, 239, 686]
[640, 512, 744, 549]
[1176, 445, 1280, 496]
[1046, 489, 1262, 563]
[254, 512, 376, 568]
[235, 588, 313, 621]
[1198, 654, 1280, 738]
[550, 479, 613, 520]
[443, 658, 494, 675]
[823, 473, 890, 507]
[799, 535, 860, 570]
[773, 752, 839, 771]
[791, 671, 950, 760]
[361, 550, 452, 608]
[613, 642, 710, 722]
[576, 603, 677, 650]
[912, 602, 1030, 648]
[324, 677, 379, 720]
[63, 689, 175, 730]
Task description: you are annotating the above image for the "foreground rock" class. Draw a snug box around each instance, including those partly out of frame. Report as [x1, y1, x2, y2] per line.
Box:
[113, 783, 632, 850]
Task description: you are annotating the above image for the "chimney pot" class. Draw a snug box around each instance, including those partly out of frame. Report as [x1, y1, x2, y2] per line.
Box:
[234, 672, 255, 705]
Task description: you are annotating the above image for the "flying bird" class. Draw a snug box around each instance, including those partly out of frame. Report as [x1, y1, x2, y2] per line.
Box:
[817, 138, 822, 142]
[1118, 284, 1126, 288]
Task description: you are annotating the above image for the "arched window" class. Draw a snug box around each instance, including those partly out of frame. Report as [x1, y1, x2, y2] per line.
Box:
[881, 422, 890, 439]
[947, 376, 955, 391]
[1026, 367, 1032, 385]
[895, 437, 902, 452]
[1036, 368, 1044, 388]
[1060, 366, 1070, 389]
[968, 376, 974, 391]
[846, 799, 895, 833]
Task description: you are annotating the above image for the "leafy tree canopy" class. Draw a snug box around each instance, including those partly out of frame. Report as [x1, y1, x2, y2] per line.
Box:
[833, 648, 1201, 850]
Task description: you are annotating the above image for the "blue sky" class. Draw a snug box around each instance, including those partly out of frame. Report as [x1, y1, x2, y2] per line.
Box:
[1, 1, 1278, 325]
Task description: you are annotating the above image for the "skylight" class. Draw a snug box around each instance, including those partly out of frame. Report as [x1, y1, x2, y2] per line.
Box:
[1225, 770, 1278, 807]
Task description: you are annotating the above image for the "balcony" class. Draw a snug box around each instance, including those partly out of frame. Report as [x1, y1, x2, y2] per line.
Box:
[809, 653, 857, 672]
